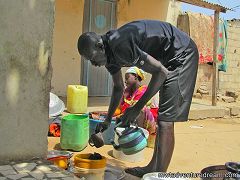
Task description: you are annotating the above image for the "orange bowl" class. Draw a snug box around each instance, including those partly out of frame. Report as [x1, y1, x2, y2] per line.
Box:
[74, 153, 107, 169]
[48, 156, 68, 169]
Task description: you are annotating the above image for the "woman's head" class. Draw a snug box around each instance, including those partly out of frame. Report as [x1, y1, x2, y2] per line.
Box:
[125, 67, 145, 88]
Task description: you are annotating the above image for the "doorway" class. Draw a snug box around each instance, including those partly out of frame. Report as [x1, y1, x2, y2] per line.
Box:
[81, 0, 117, 96]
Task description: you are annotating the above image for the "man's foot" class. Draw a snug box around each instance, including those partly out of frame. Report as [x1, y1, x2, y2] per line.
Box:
[124, 166, 153, 178]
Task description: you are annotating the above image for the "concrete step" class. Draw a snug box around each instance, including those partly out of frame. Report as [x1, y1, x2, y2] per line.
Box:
[189, 103, 228, 120]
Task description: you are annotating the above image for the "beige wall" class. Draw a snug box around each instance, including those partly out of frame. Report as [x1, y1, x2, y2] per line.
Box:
[219, 20, 240, 94]
[51, 0, 84, 96]
[117, 0, 180, 27]
[51, 0, 181, 96]
[117, 0, 169, 27]
[166, 0, 182, 26]
[0, 0, 54, 162]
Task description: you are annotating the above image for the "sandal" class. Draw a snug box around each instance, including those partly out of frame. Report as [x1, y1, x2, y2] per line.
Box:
[124, 167, 147, 178]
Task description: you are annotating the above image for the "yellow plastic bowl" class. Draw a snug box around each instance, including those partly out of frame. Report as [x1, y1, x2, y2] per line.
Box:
[74, 153, 107, 169]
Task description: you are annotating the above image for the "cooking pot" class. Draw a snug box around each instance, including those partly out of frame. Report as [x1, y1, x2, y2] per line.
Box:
[225, 162, 240, 174]
[111, 122, 147, 155]
[201, 162, 240, 180]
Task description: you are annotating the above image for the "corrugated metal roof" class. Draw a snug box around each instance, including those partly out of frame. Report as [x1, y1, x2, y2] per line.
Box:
[227, 18, 240, 22]
[178, 0, 231, 13]
[201, 0, 231, 10]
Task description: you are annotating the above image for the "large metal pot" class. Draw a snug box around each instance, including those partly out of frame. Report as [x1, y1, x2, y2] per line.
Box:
[201, 162, 240, 180]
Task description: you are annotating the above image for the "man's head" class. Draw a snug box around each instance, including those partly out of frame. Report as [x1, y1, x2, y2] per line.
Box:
[77, 32, 107, 66]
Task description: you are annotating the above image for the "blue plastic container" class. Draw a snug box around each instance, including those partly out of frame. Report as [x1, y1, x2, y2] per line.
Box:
[89, 119, 115, 145]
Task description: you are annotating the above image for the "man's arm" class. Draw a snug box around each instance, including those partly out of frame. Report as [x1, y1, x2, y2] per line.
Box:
[118, 54, 168, 125]
[118, 54, 169, 126]
[105, 70, 124, 123]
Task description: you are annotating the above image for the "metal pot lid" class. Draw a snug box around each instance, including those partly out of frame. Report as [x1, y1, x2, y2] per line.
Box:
[225, 162, 240, 174]
[104, 164, 126, 180]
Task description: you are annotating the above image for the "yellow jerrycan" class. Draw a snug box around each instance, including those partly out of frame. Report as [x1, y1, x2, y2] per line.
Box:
[67, 85, 88, 113]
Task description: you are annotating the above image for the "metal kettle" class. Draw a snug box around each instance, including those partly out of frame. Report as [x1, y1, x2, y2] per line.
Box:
[111, 122, 147, 155]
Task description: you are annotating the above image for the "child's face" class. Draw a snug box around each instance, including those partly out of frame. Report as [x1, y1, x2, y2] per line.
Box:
[125, 73, 138, 88]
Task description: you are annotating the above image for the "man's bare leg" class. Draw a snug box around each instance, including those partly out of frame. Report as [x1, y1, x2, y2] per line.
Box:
[125, 121, 175, 177]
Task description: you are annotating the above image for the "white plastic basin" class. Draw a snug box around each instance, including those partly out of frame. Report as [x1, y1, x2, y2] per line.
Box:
[49, 92, 65, 117]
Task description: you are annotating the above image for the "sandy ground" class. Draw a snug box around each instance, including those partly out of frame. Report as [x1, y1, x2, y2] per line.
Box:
[48, 117, 240, 179]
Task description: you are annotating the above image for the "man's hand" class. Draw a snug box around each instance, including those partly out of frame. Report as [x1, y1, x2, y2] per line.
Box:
[95, 121, 110, 133]
[118, 106, 140, 127]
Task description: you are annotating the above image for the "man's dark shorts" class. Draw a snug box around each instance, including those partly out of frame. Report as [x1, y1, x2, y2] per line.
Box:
[158, 39, 199, 122]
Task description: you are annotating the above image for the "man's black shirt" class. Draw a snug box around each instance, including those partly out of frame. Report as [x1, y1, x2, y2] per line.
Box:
[102, 20, 190, 75]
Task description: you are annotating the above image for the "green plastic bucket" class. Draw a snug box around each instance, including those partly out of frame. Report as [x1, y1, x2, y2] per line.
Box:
[60, 114, 89, 151]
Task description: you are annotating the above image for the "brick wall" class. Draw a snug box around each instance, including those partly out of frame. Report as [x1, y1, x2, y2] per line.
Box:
[218, 20, 240, 94]
[194, 20, 240, 98]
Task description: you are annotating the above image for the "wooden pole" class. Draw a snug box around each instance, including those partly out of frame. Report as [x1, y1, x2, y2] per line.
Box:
[212, 11, 219, 106]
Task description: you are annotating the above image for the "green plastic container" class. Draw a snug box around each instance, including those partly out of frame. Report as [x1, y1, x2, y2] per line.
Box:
[60, 114, 89, 151]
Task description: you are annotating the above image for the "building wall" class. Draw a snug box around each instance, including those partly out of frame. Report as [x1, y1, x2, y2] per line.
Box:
[166, 0, 182, 26]
[195, 20, 240, 96]
[219, 20, 240, 94]
[51, 0, 181, 96]
[117, 0, 169, 27]
[117, 0, 181, 27]
[195, 64, 213, 95]
[51, 0, 84, 96]
[177, 14, 240, 97]
[0, 0, 54, 162]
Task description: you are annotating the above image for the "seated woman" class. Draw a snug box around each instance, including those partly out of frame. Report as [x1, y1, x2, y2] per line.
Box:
[114, 67, 158, 146]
